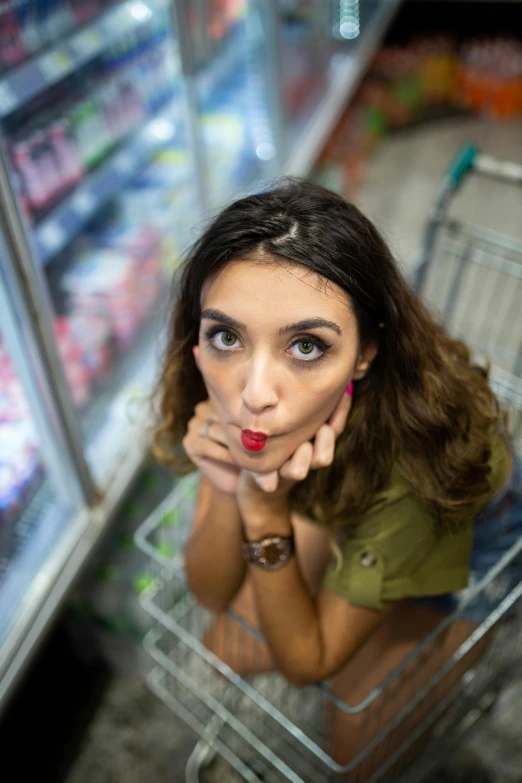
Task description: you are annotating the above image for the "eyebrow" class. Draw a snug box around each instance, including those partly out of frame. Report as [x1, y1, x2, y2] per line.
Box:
[200, 308, 342, 336]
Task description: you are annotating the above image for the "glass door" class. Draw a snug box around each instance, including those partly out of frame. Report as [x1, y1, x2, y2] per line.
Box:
[0, 236, 84, 689]
[0, 1, 200, 490]
[276, 0, 334, 155]
[277, 0, 403, 176]
[179, 0, 279, 211]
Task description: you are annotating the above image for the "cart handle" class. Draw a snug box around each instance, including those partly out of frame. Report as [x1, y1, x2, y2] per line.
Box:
[446, 144, 522, 188]
[445, 144, 477, 190]
[413, 144, 522, 293]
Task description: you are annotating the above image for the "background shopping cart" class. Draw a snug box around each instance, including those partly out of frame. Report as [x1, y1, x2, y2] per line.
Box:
[135, 146, 522, 783]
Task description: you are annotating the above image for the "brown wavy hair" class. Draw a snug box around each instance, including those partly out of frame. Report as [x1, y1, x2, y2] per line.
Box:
[153, 179, 510, 532]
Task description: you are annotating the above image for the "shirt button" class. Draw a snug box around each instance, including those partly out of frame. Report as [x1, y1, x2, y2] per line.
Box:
[360, 551, 378, 568]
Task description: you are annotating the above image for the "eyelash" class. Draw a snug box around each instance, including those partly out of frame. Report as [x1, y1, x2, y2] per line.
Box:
[203, 327, 332, 365]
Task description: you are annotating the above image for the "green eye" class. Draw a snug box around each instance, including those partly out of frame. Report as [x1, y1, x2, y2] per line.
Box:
[220, 332, 236, 347]
[297, 340, 314, 355]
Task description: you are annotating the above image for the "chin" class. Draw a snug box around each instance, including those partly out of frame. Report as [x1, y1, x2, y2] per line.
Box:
[231, 448, 288, 474]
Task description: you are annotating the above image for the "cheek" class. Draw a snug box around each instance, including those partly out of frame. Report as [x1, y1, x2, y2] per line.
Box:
[197, 358, 235, 413]
[292, 380, 346, 429]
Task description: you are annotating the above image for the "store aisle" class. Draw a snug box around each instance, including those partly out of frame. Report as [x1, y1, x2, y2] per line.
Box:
[61, 115, 522, 783]
[357, 116, 522, 275]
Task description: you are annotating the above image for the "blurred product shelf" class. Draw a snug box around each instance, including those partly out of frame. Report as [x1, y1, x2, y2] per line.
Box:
[80, 304, 165, 485]
[0, 0, 402, 715]
[284, 0, 402, 176]
[36, 101, 180, 264]
[0, 1, 168, 118]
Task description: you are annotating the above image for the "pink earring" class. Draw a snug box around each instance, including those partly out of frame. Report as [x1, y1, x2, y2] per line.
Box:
[346, 382, 354, 396]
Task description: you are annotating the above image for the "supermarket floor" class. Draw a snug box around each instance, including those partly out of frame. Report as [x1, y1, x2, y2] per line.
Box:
[4, 115, 522, 783]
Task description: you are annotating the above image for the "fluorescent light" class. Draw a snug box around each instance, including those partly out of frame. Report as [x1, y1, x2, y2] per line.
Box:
[130, 1, 152, 22]
[340, 20, 360, 39]
[256, 142, 276, 161]
[151, 118, 176, 141]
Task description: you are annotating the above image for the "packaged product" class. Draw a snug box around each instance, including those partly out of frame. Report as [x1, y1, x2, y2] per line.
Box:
[48, 116, 85, 189]
[92, 220, 163, 314]
[54, 317, 91, 407]
[62, 249, 142, 349]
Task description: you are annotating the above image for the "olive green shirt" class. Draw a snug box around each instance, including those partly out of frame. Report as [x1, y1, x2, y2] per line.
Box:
[323, 432, 510, 609]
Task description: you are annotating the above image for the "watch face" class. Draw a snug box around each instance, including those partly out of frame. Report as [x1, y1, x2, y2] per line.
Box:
[254, 539, 290, 568]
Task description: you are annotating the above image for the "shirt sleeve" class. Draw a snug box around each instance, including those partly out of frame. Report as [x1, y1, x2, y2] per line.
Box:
[323, 492, 472, 610]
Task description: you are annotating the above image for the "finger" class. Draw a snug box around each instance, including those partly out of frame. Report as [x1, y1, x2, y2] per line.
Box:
[310, 425, 336, 470]
[195, 399, 220, 425]
[201, 420, 229, 447]
[251, 471, 279, 493]
[327, 388, 353, 438]
[188, 417, 228, 447]
[279, 441, 314, 482]
[183, 433, 238, 466]
[196, 457, 240, 480]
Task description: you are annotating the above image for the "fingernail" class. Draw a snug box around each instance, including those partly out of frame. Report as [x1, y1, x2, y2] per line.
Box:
[346, 382, 354, 396]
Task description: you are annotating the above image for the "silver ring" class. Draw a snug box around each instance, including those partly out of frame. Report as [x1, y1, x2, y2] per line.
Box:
[203, 418, 215, 439]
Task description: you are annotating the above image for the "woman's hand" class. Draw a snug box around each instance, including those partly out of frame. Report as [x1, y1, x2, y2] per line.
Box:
[237, 386, 354, 530]
[182, 399, 240, 496]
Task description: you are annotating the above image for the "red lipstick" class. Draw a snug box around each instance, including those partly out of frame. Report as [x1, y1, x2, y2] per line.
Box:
[241, 429, 268, 452]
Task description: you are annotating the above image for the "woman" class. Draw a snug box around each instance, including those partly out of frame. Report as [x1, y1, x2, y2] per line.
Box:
[153, 180, 521, 779]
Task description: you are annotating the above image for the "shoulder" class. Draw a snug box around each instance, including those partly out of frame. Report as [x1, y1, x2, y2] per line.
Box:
[324, 471, 472, 609]
[322, 430, 511, 610]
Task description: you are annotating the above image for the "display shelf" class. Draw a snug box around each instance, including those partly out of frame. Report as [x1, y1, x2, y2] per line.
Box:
[35, 98, 180, 264]
[33, 21, 251, 266]
[0, 395, 156, 713]
[0, 0, 168, 119]
[0, 481, 64, 642]
[283, 0, 402, 177]
[81, 305, 165, 488]
[0, 482, 88, 709]
[0, 347, 161, 712]
[196, 23, 247, 107]
[0, 472, 45, 584]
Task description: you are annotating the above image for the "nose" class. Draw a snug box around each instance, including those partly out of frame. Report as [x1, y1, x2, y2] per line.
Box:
[241, 355, 278, 416]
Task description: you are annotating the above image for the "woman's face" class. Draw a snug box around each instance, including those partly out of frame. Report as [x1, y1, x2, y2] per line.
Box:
[193, 258, 374, 473]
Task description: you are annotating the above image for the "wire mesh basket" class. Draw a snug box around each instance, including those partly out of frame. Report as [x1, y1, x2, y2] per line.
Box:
[413, 146, 522, 450]
[135, 474, 522, 782]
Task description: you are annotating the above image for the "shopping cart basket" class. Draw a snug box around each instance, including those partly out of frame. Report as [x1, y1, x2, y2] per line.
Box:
[135, 145, 522, 782]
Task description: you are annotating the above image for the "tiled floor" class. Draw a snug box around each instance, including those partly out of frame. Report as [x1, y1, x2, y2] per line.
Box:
[60, 115, 522, 783]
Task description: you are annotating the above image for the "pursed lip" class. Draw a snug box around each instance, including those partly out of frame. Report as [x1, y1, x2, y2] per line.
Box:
[241, 429, 268, 440]
[240, 429, 268, 452]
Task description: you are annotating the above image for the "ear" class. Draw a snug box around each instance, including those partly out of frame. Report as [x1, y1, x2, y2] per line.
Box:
[352, 341, 378, 381]
[192, 345, 200, 370]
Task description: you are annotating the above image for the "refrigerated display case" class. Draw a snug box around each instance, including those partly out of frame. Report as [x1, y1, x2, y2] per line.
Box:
[0, 0, 203, 712]
[0, 0, 202, 491]
[282, 0, 403, 176]
[0, 228, 87, 705]
[178, 0, 279, 209]
[0, 0, 401, 715]
[177, 1, 403, 207]
[277, 0, 335, 144]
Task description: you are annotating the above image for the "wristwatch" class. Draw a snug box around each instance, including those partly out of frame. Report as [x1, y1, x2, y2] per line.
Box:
[242, 532, 296, 571]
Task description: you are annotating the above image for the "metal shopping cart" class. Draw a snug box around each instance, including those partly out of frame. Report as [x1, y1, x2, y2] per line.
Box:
[135, 145, 522, 782]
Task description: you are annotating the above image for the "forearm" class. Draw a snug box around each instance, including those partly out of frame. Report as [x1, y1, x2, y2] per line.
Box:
[245, 511, 324, 687]
[184, 489, 246, 612]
